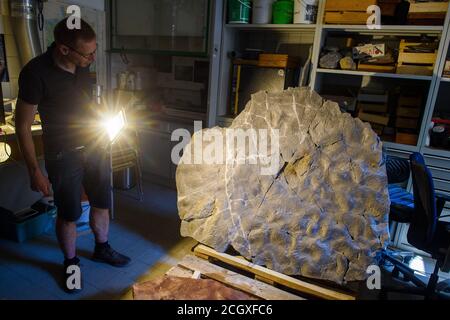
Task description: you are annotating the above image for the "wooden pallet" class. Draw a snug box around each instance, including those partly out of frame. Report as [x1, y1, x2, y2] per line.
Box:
[190, 244, 356, 301]
[166, 255, 303, 300]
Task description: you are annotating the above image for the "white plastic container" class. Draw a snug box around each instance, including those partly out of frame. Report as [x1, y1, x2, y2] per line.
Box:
[252, 0, 275, 24]
[294, 0, 319, 24]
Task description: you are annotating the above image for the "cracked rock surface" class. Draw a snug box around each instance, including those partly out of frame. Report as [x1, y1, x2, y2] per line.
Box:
[176, 88, 390, 284]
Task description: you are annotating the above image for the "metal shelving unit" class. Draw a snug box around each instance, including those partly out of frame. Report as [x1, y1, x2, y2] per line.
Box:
[316, 68, 433, 81]
[206, 0, 450, 256]
[213, 0, 321, 122]
[322, 24, 444, 34]
[224, 23, 317, 31]
[215, 1, 450, 152]
[313, 2, 450, 157]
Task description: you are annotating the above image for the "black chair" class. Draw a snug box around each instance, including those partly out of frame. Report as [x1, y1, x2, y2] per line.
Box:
[382, 152, 450, 299]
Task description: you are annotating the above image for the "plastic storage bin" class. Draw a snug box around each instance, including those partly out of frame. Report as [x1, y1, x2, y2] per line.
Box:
[0, 204, 56, 243]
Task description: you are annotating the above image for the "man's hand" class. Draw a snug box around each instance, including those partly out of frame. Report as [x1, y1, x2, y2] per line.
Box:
[30, 168, 51, 196]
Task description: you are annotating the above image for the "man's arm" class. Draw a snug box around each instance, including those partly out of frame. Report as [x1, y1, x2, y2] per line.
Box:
[15, 99, 51, 196]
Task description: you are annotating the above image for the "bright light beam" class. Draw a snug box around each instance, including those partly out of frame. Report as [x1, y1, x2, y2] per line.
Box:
[103, 110, 126, 143]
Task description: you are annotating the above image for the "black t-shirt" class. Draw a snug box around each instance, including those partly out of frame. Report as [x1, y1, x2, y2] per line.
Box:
[18, 43, 97, 153]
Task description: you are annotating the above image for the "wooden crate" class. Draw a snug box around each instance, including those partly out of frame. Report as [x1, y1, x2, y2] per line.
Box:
[396, 117, 419, 129]
[396, 131, 418, 145]
[325, 0, 377, 12]
[396, 92, 422, 119]
[358, 89, 389, 104]
[408, 12, 447, 25]
[359, 102, 389, 113]
[396, 106, 421, 118]
[324, 11, 370, 24]
[378, 0, 401, 16]
[408, 0, 448, 24]
[357, 63, 396, 73]
[408, 1, 449, 13]
[258, 54, 301, 69]
[190, 244, 357, 300]
[398, 95, 422, 108]
[358, 111, 390, 126]
[397, 40, 438, 76]
[324, 0, 377, 24]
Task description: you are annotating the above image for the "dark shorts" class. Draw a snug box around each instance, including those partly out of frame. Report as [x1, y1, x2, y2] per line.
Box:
[45, 147, 111, 222]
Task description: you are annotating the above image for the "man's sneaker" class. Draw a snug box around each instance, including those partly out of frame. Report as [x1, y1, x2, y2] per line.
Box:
[92, 243, 131, 267]
[63, 258, 82, 294]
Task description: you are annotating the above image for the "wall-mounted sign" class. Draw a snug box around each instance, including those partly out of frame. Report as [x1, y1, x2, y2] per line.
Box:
[0, 142, 11, 163]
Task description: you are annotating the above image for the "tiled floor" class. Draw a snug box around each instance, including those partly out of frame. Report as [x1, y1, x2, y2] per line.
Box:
[0, 182, 191, 300]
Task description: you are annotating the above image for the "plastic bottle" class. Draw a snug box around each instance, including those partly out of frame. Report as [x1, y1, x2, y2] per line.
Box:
[294, 0, 319, 24]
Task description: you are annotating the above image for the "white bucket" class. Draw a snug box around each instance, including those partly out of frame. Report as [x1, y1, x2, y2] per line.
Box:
[294, 0, 319, 24]
[252, 0, 275, 24]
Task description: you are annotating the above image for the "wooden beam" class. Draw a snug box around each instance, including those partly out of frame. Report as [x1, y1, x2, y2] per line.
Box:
[178, 255, 304, 300]
[194, 244, 356, 301]
[165, 265, 196, 278]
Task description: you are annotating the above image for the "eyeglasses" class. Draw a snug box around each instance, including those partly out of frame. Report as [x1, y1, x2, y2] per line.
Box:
[64, 43, 97, 60]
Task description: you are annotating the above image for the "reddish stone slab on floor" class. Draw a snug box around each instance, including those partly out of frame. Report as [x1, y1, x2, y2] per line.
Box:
[133, 276, 258, 300]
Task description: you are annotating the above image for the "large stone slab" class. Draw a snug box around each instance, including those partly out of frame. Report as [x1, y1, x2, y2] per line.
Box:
[133, 276, 257, 300]
[176, 88, 390, 284]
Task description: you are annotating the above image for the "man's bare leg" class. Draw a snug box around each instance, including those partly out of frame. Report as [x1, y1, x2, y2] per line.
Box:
[90, 206, 131, 267]
[56, 217, 77, 259]
[89, 207, 109, 243]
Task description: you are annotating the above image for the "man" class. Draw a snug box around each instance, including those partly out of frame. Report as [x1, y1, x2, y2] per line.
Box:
[16, 18, 131, 293]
